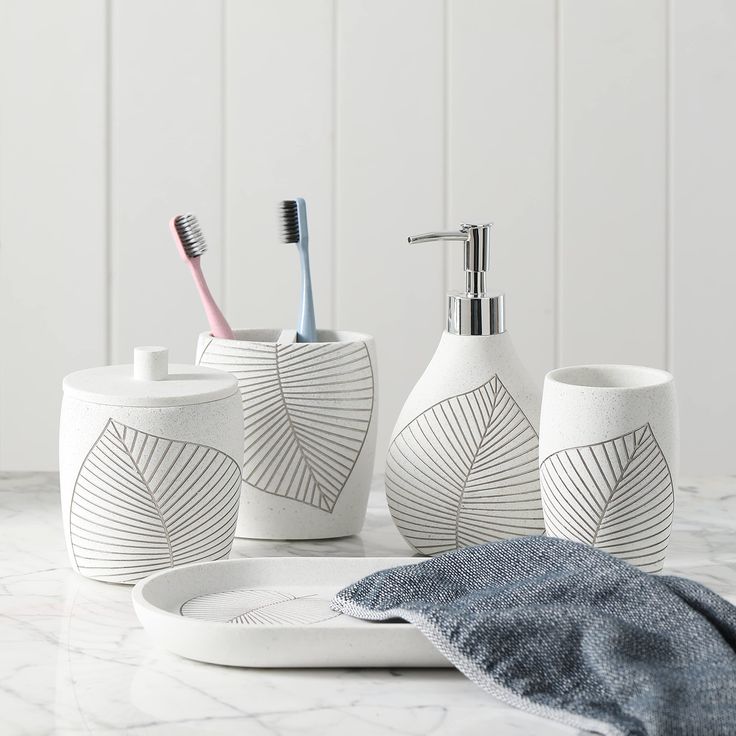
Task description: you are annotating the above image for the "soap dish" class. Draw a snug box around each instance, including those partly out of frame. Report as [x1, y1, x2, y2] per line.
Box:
[132, 557, 451, 668]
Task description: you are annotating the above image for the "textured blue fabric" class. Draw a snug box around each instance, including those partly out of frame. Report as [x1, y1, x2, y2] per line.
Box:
[331, 537, 736, 736]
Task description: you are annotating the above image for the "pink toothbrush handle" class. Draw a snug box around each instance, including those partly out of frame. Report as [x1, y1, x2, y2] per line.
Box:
[188, 258, 235, 339]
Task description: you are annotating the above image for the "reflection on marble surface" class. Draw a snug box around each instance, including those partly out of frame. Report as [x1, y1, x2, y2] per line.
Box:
[1, 472, 735, 735]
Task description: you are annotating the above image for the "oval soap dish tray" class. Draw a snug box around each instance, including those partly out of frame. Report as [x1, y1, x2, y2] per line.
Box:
[132, 557, 451, 668]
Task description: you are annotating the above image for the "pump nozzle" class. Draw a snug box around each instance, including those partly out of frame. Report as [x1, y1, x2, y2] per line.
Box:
[410, 229, 481, 293]
[408, 223, 492, 297]
[408, 230, 469, 244]
[407, 222, 503, 336]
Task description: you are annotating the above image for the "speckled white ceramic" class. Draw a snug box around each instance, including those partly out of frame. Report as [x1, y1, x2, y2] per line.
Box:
[385, 331, 544, 556]
[59, 348, 243, 584]
[196, 329, 377, 540]
[539, 365, 679, 572]
[132, 556, 448, 668]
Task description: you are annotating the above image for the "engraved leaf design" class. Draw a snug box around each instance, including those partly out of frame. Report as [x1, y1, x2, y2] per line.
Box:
[385, 375, 543, 556]
[540, 423, 674, 572]
[69, 419, 242, 583]
[197, 339, 374, 513]
[180, 588, 341, 625]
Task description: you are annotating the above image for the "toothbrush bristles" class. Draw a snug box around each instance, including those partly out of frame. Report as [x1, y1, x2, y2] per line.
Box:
[279, 200, 300, 243]
[174, 214, 207, 258]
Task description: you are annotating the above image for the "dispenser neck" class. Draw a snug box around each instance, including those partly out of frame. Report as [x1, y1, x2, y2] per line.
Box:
[466, 271, 486, 297]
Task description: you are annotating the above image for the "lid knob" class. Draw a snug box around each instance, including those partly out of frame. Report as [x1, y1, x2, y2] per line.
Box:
[134, 346, 169, 381]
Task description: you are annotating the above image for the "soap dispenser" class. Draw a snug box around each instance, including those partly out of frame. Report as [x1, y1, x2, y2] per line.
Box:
[385, 223, 544, 556]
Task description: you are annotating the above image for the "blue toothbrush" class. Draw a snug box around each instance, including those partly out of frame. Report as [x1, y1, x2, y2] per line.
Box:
[279, 198, 317, 343]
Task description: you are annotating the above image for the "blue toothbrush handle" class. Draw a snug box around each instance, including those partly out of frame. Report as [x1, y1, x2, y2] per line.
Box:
[297, 245, 317, 343]
[295, 198, 317, 343]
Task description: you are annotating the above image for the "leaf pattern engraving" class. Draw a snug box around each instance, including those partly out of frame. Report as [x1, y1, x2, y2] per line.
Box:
[385, 375, 543, 556]
[69, 419, 242, 583]
[197, 339, 374, 513]
[540, 424, 674, 572]
[180, 588, 341, 625]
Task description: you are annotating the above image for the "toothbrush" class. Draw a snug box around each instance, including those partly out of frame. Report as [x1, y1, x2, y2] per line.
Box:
[280, 198, 317, 343]
[170, 214, 235, 340]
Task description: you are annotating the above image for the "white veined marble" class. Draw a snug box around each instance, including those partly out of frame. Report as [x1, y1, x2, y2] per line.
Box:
[1, 472, 735, 735]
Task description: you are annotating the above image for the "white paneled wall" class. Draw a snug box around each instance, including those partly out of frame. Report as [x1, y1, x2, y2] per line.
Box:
[0, 0, 733, 474]
[0, 0, 107, 468]
[560, 0, 668, 368]
[448, 0, 557, 380]
[336, 0, 446, 469]
[110, 0, 224, 364]
[671, 0, 736, 475]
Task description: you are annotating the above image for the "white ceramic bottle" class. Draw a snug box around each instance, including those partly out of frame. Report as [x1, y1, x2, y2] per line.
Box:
[385, 224, 544, 555]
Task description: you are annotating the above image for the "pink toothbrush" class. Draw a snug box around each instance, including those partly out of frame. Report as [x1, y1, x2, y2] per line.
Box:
[170, 214, 235, 340]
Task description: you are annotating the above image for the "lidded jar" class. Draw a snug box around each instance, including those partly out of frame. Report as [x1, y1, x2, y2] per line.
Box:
[59, 346, 243, 584]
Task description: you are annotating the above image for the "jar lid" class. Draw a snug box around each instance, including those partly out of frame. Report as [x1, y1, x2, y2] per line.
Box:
[63, 346, 238, 407]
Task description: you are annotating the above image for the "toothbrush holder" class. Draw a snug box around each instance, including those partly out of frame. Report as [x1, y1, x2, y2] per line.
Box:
[539, 364, 678, 573]
[59, 347, 244, 584]
[196, 329, 378, 540]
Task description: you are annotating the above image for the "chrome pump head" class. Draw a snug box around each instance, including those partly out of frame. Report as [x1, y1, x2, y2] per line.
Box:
[408, 223, 504, 336]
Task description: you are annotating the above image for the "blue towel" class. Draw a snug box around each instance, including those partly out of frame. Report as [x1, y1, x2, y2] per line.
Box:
[331, 537, 736, 736]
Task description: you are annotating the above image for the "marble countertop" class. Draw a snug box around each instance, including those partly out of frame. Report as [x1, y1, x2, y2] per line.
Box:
[2, 473, 736, 735]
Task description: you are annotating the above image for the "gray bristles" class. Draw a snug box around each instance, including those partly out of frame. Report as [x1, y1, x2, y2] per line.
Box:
[174, 214, 207, 258]
[279, 200, 300, 243]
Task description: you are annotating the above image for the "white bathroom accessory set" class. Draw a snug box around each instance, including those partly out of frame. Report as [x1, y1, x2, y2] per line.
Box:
[385, 223, 678, 573]
[59, 212, 677, 667]
[60, 201, 378, 584]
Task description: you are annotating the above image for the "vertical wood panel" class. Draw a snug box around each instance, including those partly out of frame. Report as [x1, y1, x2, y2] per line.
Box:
[448, 0, 557, 386]
[672, 0, 736, 474]
[224, 0, 334, 332]
[0, 0, 106, 469]
[336, 0, 446, 463]
[111, 0, 223, 363]
[559, 0, 667, 367]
